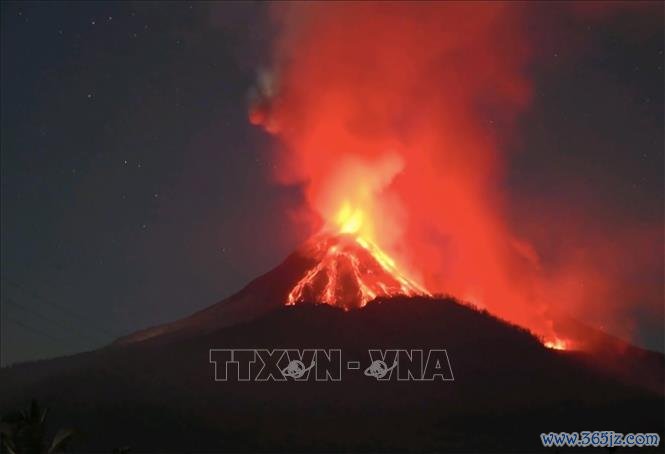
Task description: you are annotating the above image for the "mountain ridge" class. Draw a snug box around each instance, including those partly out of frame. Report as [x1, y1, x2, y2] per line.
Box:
[1, 297, 663, 452]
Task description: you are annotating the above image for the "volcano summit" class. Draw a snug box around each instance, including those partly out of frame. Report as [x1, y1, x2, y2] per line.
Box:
[287, 233, 429, 310]
[115, 231, 428, 345]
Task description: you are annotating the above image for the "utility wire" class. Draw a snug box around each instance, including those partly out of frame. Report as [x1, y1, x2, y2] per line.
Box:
[1, 276, 116, 338]
[2, 295, 106, 345]
[2, 313, 74, 367]
[2, 266, 146, 324]
[3, 312, 72, 345]
[3, 263, 162, 335]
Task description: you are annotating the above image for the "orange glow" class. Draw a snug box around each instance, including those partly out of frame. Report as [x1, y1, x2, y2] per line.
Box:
[335, 202, 364, 235]
[544, 338, 568, 351]
[249, 3, 656, 350]
[288, 203, 429, 309]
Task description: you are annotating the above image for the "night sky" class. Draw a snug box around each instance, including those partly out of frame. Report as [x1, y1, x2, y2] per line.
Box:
[1, 2, 663, 365]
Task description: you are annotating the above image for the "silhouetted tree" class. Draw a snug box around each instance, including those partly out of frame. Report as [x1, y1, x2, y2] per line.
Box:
[0, 400, 75, 454]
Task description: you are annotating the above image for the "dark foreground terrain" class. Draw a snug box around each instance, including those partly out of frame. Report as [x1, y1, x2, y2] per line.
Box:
[1, 297, 663, 452]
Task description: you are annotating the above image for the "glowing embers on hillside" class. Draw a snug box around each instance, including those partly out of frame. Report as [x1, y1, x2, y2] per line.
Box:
[287, 233, 430, 310]
[544, 337, 568, 351]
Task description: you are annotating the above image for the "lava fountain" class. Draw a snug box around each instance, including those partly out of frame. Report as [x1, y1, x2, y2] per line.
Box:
[287, 203, 430, 310]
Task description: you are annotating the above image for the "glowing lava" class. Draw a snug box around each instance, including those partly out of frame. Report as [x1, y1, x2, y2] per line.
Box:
[544, 338, 568, 351]
[287, 205, 429, 310]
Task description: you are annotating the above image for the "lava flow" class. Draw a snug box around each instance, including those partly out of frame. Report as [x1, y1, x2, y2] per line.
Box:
[543, 337, 570, 351]
[287, 205, 429, 310]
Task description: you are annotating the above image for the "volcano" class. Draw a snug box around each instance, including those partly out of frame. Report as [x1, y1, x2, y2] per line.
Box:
[287, 233, 429, 309]
[0, 240, 663, 451]
[116, 232, 429, 345]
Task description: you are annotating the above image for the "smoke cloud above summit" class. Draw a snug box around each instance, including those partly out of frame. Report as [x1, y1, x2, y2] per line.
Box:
[246, 2, 663, 349]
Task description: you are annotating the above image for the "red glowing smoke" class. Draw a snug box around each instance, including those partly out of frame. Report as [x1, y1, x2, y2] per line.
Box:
[249, 3, 662, 349]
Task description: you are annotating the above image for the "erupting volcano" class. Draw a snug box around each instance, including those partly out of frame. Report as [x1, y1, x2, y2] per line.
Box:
[287, 233, 429, 310]
[242, 2, 662, 354]
[247, 4, 584, 351]
[287, 201, 429, 309]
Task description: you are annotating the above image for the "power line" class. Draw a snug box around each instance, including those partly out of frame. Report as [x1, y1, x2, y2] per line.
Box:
[1, 276, 116, 338]
[3, 313, 72, 345]
[2, 313, 74, 367]
[2, 262, 146, 323]
[2, 264, 163, 335]
[2, 296, 106, 345]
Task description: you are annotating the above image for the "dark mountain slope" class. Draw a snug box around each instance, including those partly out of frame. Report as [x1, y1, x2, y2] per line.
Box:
[113, 248, 315, 346]
[1, 297, 662, 452]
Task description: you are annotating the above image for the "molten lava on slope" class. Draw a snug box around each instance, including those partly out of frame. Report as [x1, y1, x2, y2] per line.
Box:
[287, 233, 429, 310]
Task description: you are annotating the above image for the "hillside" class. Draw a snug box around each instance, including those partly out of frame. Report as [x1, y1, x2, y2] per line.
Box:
[1, 297, 662, 452]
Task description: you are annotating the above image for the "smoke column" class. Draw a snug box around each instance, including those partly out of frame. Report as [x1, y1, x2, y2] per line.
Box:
[249, 2, 662, 349]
